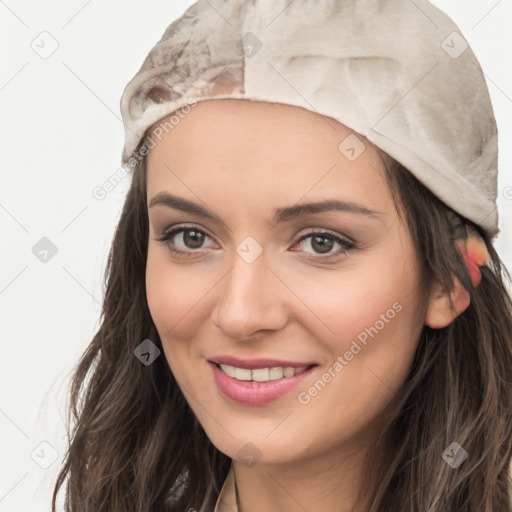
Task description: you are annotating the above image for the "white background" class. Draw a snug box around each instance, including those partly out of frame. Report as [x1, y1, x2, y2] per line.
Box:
[1, 1, 511, 510]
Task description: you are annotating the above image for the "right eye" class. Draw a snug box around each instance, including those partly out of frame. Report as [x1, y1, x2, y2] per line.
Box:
[155, 225, 217, 256]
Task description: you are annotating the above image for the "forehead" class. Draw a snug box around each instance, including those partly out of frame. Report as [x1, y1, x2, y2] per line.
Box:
[146, 99, 393, 214]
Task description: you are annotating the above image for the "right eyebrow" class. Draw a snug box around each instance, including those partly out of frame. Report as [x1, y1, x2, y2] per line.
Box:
[148, 192, 228, 227]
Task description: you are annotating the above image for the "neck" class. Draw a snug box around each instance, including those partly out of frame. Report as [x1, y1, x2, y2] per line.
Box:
[232, 431, 386, 512]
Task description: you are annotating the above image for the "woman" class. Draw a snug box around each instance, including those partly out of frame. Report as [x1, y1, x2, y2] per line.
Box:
[52, 1, 512, 511]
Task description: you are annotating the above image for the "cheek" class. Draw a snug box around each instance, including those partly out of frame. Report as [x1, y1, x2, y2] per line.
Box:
[146, 248, 210, 337]
[290, 255, 424, 436]
[288, 249, 420, 350]
[145, 248, 221, 386]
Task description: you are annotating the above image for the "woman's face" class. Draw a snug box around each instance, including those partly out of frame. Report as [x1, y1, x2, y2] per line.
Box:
[146, 99, 429, 467]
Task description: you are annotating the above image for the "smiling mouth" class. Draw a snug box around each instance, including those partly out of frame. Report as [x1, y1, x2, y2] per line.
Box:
[212, 362, 317, 382]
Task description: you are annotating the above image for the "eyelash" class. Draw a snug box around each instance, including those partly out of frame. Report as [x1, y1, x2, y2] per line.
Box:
[154, 225, 357, 259]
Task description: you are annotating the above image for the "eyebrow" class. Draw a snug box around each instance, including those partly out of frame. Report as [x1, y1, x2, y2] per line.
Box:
[148, 192, 384, 225]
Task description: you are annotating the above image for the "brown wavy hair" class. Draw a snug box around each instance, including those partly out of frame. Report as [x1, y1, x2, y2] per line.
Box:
[52, 136, 512, 511]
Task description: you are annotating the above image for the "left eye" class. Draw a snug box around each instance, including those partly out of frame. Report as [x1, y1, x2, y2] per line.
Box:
[155, 226, 355, 258]
[293, 231, 355, 256]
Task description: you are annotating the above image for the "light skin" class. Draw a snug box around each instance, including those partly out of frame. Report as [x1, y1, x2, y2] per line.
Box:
[145, 99, 469, 512]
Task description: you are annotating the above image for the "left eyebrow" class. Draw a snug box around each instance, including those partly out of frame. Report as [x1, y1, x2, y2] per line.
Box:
[148, 192, 385, 225]
[272, 199, 385, 224]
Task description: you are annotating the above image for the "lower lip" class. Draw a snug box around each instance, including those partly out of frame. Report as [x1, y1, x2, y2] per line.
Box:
[209, 361, 317, 405]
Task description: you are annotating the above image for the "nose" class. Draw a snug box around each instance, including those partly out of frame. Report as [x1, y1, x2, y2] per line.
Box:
[211, 248, 289, 341]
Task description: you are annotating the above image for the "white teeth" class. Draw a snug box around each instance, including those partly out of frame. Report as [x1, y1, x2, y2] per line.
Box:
[269, 367, 284, 380]
[220, 364, 237, 378]
[218, 364, 309, 382]
[235, 367, 252, 381]
[283, 367, 295, 378]
[252, 368, 270, 382]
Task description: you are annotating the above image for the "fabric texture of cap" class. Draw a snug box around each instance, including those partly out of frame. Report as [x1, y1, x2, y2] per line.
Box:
[119, 0, 500, 237]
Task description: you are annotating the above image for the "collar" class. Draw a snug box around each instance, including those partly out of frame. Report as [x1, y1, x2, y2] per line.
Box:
[213, 463, 238, 512]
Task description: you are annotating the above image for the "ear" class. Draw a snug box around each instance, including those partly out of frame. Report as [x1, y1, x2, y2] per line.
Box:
[424, 275, 470, 329]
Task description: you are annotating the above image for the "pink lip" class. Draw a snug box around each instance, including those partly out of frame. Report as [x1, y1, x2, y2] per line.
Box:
[209, 355, 316, 369]
[208, 361, 317, 405]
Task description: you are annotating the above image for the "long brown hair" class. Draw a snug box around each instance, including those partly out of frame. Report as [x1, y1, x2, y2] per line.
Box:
[52, 136, 512, 511]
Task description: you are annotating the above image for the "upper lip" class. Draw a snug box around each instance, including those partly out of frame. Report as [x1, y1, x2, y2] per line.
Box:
[208, 355, 318, 369]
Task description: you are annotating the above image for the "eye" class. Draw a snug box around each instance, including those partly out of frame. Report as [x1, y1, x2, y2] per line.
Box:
[154, 225, 216, 256]
[154, 225, 357, 259]
[292, 230, 356, 257]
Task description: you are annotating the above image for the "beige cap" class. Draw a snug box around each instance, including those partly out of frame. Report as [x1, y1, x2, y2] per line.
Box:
[120, 0, 499, 237]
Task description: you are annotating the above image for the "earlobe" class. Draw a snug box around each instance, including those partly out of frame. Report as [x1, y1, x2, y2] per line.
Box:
[424, 275, 470, 329]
